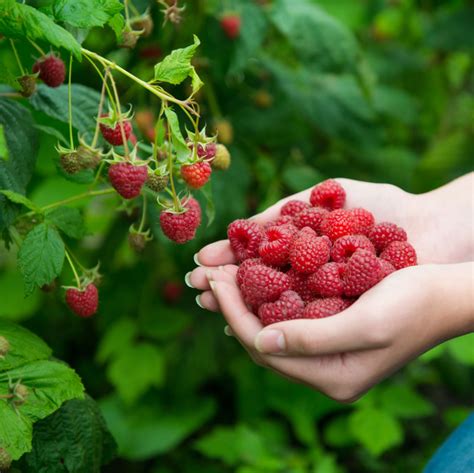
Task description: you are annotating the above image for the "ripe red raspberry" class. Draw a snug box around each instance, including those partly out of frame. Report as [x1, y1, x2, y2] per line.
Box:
[32, 54, 65, 87]
[108, 162, 148, 199]
[240, 264, 291, 307]
[303, 297, 350, 319]
[65, 283, 99, 318]
[259, 224, 297, 266]
[264, 215, 293, 229]
[320, 209, 358, 241]
[204, 142, 217, 160]
[344, 249, 383, 296]
[228, 219, 263, 262]
[289, 228, 331, 274]
[331, 235, 375, 262]
[350, 208, 375, 235]
[220, 14, 241, 39]
[160, 197, 201, 243]
[293, 207, 329, 233]
[99, 116, 133, 145]
[287, 268, 314, 302]
[258, 291, 304, 326]
[181, 161, 212, 189]
[309, 179, 346, 210]
[308, 262, 346, 297]
[162, 281, 184, 303]
[281, 200, 310, 217]
[379, 258, 396, 278]
[236, 258, 263, 287]
[368, 222, 407, 252]
[380, 241, 417, 269]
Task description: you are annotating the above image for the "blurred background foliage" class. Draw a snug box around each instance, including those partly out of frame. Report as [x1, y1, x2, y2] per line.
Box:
[0, 0, 473, 471]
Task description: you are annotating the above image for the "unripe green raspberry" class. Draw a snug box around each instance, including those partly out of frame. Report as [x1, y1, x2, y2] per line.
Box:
[0, 447, 12, 470]
[18, 74, 37, 97]
[60, 152, 82, 174]
[13, 383, 29, 406]
[212, 144, 231, 170]
[146, 173, 169, 192]
[0, 336, 10, 359]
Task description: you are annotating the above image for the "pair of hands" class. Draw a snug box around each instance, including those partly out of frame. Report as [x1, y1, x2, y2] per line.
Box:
[187, 177, 474, 402]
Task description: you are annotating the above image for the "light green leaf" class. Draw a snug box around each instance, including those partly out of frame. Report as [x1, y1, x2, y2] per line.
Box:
[107, 12, 125, 40]
[0, 401, 33, 460]
[34, 124, 69, 145]
[17, 223, 65, 296]
[0, 190, 41, 212]
[45, 206, 85, 239]
[349, 407, 403, 456]
[163, 108, 189, 163]
[96, 317, 138, 364]
[379, 384, 434, 419]
[200, 183, 215, 227]
[446, 333, 474, 365]
[0, 124, 7, 158]
[0, 272, 41, 322]
[282, 165, 324, 192]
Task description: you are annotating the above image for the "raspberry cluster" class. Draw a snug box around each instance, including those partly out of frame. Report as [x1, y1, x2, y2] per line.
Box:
[228, 179, 417, 326]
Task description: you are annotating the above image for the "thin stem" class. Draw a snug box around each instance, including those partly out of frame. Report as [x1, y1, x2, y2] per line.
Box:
[0, 92, 22, 98]
[0, 394, 14, 399]
[10, 39, 25, 76]
[65, 243, 87, 272]
[68, 54, 74, 148]
[92, 74, 108, 148]
[129, 0, 141, 16]
[202, 73, 222, 118]
[28, 39, 46, 56]
[124, 0, 131, 23]
[108, 71, 130, 156]
[89, 160, 106, 189]
[138, 195, 147, 232]
[65, 250, 82, 287]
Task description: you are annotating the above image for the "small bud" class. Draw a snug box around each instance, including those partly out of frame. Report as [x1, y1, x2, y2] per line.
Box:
[212, 144, 231, 170]
[214, 119, 233, 144]
[60, 152, 82, 174]
[146, 173, 169, 192]
[0, 447, 12, 471]
[0, 336, 10, 359]
[18, 74, 37, 97]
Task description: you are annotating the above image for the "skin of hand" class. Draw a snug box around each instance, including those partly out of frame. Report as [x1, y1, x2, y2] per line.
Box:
[186, 175, 474, 401]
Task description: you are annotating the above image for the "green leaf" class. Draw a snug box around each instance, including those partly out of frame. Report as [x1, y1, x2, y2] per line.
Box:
[107, 12, 125, 40]
[96, 317, 138, 364]
[51, 0, 123, 29]
[0, 319, 52, 372]
[163, 108, 189, 163]
[379, 384, 434, 419]
[199, 182, 215, 227]
[153, 35, 202, 92]
[446, 333, 474, 365]
[0, 0, 81, 59]
[45, 206, 85, 239]
[0, 402, 33, 460]
[0, 124, 7, 157]
[282, 165, 324, 193]
[100, 395, 216, 460]
[17, 223, 65, 296]
[106, 343, 165, 404]
[0, 190, 41, 213]
[22, 396, 116, 473]
[349, 407, 403, 456]
[34, 124, 69, 146]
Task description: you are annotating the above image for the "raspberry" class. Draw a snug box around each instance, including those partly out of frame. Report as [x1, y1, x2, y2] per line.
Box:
[379, 258, 396, 278]
[60, 151, 82, 174]
[18, 74, 37, 97]
[160, 197, 201, 244]
[108, 162, 148, 199]
[212, 144, 231, 170]
[228, 219, 264, 262]
[331, 235, 375, 262]
[303, 297, 349, 319]
[220, 14, 241, 39]
[320, 209, 358, 241]
[99, 115, 133, 145]
[309, 179, 346, 210]
[181, 161, 212, 189]
[204, 142, 217, 160]
[65, 283, 99, 318]
[0, 335, 10, 358]
[236, 258, 263, 287]
[281, 200, 310, 217]
[264, 215, 293, 229]
[162, 281, 184, 303]
[214, 119, 234, 144]
[32, 54, 65, 87]
[350, 208, 375, 235]
[293, 207, 329, 233]
[308, 262, 346, 297]
[240, 264, 291, 307]
[289, 228, 331, 274]
[258, 291, 304, 326]
[12, 383, 29, 406]
[368, 222, 407, 252]
[287, 268, 314, 302]
[344, 249, 383, 296]
[146, 173, 169, 192]
[259, 224, 297, 266]
[380, 241, 417, 269]
[0, 447, 12, 470]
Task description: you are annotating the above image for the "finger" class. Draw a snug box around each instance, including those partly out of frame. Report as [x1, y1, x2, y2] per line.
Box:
[186, 265, 238, 291]
[196, 291, 220, 312]
[253, 304, 387, 356]
[195, 240, 236, 266]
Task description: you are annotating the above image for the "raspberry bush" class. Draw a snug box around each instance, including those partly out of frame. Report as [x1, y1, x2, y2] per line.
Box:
[0, 0, 472, 472]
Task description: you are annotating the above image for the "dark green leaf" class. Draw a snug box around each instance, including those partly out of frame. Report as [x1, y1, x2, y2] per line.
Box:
[163, 108, 189, 163]
[0, 190, 41, 213]
[45, 206, 85, 239]
[199, 182, 215, 227]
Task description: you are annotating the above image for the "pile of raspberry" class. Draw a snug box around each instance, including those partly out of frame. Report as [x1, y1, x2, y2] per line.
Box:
[227, 179, 417, 326]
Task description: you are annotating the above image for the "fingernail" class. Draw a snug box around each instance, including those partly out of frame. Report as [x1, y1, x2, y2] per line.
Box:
[193, 253, 202, 266]
[224, 325, 233, 337]
[195, 295, 204, 309]
[184, 272, 194, 288]
[209, 280, 216, 291]
[255, 329, 286, 354]
[205, 269, 213, 282]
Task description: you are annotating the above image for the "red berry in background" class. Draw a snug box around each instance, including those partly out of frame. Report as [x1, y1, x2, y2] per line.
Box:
[320, 209, 358, 241]
[380, 241, 417, 269]
[181, 161, 212, 189]
[108, 162, 148, 199]
[281, 200, 310, 217]
[331, 235, 376, 262]
[240, 264, 291, 307]
[309, 179, 346, 210]
[308, 262, 346, 297]
[368, 222, 407, 252]
[162, 281, 184, 303]
[205, 142, 217, 160]
[350, 208, 375, 235]
[258, 291, 304, 326]
[303, 297, 350, 319]
[65, 284, 98, 318]
[289, 228, 331, 274]
[160, 197, 202, 244]
[227, 219, 263, 262]
[220, 14, 241, 39]
[236, 258, 263, 287]
[344, 249, 383, 296]
[293, 207, 329, 233]
[32, 54, 65, 87]
[259, 224, 297, 266]
[287, 268, 314, 302]
[99, 115, 132, 145]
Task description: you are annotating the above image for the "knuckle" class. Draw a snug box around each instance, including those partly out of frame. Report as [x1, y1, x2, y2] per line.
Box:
[294, 330, 316, 354]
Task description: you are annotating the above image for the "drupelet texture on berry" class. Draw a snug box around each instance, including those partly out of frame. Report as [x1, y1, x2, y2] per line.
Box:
[344, 249, 383, 296]
[309, 179, 346, 210]
[303, 297, 350, 319]
[181, 161, 212, 189]
[32, 54, 66, 87]
[308, 262, 346, 297]
[320, 209, 358, 241]
[236, 258, 263, 287]
[350, 208, 375, 235]
[331, 235, 375, 262]
[228, 219, 263, 262]
[99, 116, 133, 146]
[65, 283, 99, 318]
[289, 228, 331, 273]
[380, 241, 417, 269]
[368, 222, 407, 252]
[258, 291, 304, 326]
[287, 268, 314, 302]
[293, 207, 328, 233]
[281, 200, 310, 217]
[108, 162, 148, 199]
[160, 197, 201, 244]
[259, 224, 297, 266]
